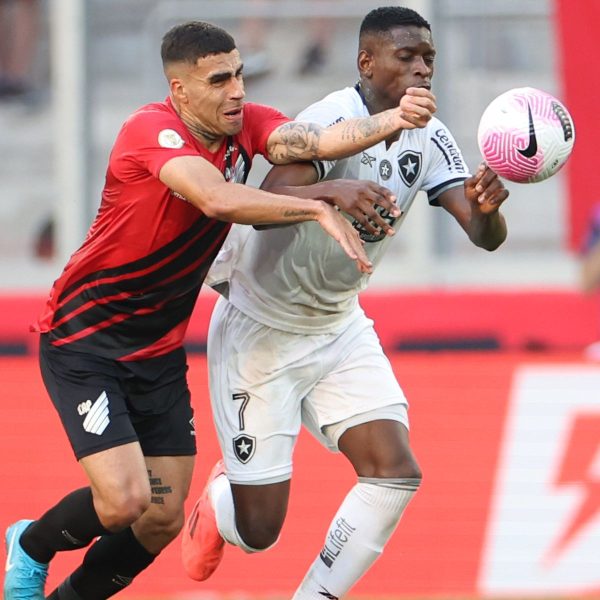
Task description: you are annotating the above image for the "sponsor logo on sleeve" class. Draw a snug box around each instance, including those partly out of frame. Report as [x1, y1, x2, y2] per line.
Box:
[158, 129, 185, 149]
[431, 129, 466, 173]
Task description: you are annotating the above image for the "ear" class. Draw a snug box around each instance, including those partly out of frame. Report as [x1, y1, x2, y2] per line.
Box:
[357, 49, 373, 79]
[170, 78, 187, 104]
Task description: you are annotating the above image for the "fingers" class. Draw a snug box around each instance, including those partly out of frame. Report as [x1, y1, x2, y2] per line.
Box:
[473, 163, 509, 206]
[330, 181, 399, 235]
[399, 88, 437, 128]
[317, 204, 373, 273]
[338, 227, 372, 273]
[369, 183, 400, 216]
[353, 209, 397, 237]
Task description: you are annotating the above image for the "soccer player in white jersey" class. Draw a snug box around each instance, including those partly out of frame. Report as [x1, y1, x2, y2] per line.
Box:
[181, 6, 509, 598]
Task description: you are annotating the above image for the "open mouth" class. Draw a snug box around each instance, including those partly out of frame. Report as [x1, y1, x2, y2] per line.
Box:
[223, 107, 243, 119]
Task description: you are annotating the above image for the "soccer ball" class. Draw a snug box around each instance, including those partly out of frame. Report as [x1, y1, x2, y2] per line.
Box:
[477, 87, 575, 183]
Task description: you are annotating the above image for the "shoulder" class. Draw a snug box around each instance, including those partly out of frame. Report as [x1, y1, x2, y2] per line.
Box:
[124, 100, 178, 128]
[408, 116, 453, 139]
[118, 100, 187, 144]
[297, 86, 365, 123]
[405, 116, 464, 159]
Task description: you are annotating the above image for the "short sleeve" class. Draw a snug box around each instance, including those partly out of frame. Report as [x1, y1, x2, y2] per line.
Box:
[243, 103, 291, 158]
[421, 120, 470, 205]
[110, 109, 200, 183]
[296, 96, 357, 181]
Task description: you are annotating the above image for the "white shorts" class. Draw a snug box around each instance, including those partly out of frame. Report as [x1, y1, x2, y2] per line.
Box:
[207, 297, 409, 484]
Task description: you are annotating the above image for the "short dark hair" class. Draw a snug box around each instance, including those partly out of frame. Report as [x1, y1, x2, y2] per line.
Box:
[360, 6, 431, 39]
[161, 21, 236, 66]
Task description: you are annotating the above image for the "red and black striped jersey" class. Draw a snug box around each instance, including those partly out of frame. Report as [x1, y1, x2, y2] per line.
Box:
[34, 98, 289, 360]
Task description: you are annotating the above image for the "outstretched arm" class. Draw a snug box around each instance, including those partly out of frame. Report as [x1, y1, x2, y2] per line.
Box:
[159, 154, 372, 272]
[438, 163, 508, 251]
[266, 88, 436, 164]
[260, 163, 400, 237]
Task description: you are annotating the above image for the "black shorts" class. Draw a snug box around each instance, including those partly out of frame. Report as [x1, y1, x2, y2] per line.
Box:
[39, 335, 197, 460]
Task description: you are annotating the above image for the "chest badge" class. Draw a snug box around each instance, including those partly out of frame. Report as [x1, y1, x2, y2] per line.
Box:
[379, 159, 392, 180]
[398, 150, 422, 187]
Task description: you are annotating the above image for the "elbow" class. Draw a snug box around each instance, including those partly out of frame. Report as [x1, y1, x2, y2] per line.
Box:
[199, 201, 223, 220]
[480, 238, 504, 252]
[192, 186, 230, 220]
[472, 231, 507, 252]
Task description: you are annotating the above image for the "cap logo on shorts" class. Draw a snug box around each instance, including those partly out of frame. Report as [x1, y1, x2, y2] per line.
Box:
[232, 434, 255, 463]
[79, 390, 110, 435]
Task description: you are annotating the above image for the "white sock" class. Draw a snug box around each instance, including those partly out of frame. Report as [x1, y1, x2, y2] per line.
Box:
[209, 475, 269, 554]
[292, 478, 420, 599]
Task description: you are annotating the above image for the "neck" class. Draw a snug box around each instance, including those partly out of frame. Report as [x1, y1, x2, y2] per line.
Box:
[172, 99, 225, 151]
[357, 82, 400, 148]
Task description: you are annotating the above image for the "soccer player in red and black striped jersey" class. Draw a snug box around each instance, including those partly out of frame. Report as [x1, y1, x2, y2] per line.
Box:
[3, 20, 437, 600]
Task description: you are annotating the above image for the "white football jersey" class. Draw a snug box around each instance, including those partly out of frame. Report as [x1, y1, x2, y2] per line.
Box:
[207, 85, 469, 334]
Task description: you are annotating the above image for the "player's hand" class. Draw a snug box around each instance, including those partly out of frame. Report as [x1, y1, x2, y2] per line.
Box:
[320, 180, 401, 237]
[465, 162, 509, 214]
[315, 201, 373, 273]
[398, 87, 437, 129]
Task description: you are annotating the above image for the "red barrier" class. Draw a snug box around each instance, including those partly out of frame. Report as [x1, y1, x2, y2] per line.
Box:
[3, 352, 600, 597]
[1, 289, 599, 355]
[555, 0, 600, 250]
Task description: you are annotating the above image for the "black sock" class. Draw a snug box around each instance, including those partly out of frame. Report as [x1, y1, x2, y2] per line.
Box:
[21, 487, 110, 563]
[49, 527, 157, 600]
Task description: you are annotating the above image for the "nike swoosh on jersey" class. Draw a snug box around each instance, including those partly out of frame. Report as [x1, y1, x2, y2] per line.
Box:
[5, 528, 18, 571]
[517, 103, 538, 158]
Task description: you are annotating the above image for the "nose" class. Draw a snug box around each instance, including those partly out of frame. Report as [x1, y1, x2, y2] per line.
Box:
[413, 56, 432, 77]
[229, 76, 245, 99]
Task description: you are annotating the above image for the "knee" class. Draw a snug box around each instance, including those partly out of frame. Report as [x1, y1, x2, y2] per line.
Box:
[362, 454, 423, 481]
[388, 462, 422, 482]
[146, 505, 186, 543]
[395, 459, 422, 482]
[236, 514, 283, 551]
[95, 485, 151, 531]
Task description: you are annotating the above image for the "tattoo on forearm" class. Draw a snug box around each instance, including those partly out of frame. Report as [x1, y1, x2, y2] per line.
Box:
[147, 469, 173, 505]
[272, 111, 396, 161]
[272, 122, 321, 161]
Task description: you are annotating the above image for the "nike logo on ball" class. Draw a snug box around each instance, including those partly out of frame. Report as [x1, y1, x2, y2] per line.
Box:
[517, 103, 538, 158]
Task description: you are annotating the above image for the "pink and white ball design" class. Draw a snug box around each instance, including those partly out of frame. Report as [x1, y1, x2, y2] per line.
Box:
[477, 87, 575, 183]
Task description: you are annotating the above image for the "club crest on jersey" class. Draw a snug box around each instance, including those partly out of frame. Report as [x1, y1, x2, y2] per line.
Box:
[379, 159, 392, 180]
[158, 129, 185, 149]
[224, 155, 247, 183]
[398, 150, 422, 187]
[233, 434, 256, 463]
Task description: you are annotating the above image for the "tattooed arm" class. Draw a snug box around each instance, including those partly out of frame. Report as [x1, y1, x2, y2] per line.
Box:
[266, 87, 436, 164]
